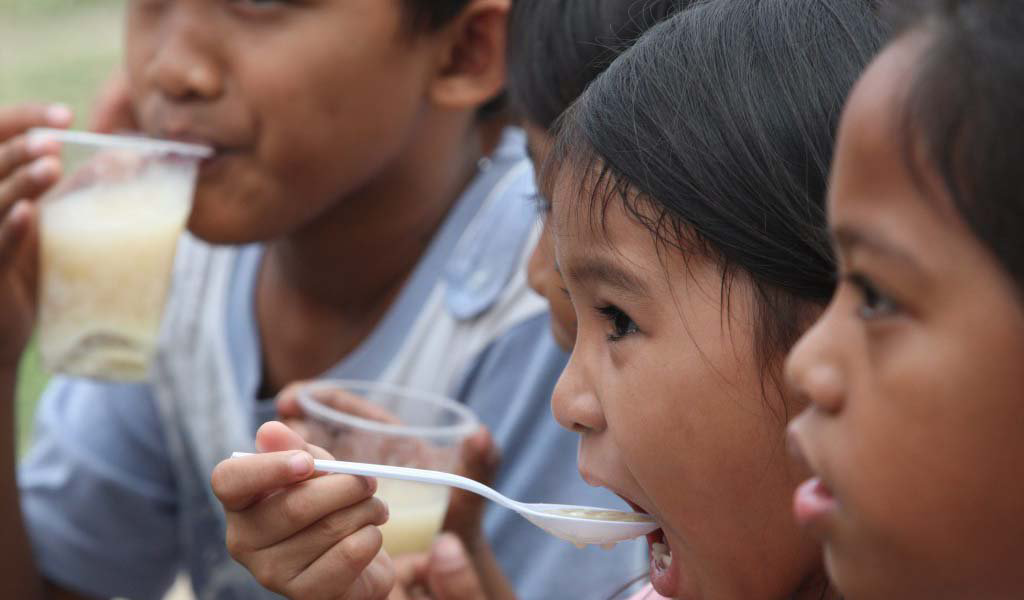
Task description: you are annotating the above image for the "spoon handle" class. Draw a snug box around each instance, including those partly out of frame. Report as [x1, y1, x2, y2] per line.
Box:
[231, 453, 518, 512]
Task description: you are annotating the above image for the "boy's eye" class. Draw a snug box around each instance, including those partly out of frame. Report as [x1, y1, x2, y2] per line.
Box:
[847, 273, 900, 320]
[597, 305, 639, 342]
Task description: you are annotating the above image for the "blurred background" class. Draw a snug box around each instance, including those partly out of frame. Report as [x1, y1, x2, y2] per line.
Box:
[0, 0, 122, 454]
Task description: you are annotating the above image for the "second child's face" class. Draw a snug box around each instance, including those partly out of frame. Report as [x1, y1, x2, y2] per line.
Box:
[550, 179, 821, 600]
[786, 35, 1024, 600]
[125, 0, 438, 243]
[524, 125, 576, 350]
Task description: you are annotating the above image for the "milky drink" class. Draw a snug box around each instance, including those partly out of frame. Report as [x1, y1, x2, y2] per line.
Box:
[37, 163, 194, 381]
[376, 479, 451, 555]
[296, 380, 479, 556]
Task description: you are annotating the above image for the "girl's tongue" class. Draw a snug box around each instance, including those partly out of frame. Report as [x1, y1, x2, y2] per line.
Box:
[648, 528, 680, 597]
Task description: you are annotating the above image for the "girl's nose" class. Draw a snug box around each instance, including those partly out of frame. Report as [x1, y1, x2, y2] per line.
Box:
[552, 350, 607, 434]
[785, 310, 846, 415]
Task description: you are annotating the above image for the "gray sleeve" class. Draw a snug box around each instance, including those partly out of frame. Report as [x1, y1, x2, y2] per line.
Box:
[457, 315, 648, 599]
[18, 377, 181, 600]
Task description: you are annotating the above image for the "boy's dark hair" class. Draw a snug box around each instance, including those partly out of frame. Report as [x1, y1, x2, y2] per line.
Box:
[507, 0, 694, 131]
[887, 0, 1024, 293]
[550, 0, 887, 410]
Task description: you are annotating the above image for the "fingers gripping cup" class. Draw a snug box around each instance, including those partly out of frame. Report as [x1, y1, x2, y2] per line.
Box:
[297, 380, 478, 556]
[29, 128, 211, 382]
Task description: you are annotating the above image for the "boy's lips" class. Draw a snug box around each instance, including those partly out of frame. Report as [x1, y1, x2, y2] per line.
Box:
[145, 121, 248, 157]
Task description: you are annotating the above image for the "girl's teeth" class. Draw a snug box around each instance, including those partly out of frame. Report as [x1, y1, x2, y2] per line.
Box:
[652, 542, 673, 570]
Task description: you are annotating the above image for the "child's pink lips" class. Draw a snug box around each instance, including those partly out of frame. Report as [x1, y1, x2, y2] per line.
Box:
[793, 476, 838, 536]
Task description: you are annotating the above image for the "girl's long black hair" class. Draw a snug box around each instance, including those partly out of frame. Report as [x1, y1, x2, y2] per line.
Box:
[551, 0, 888, 403]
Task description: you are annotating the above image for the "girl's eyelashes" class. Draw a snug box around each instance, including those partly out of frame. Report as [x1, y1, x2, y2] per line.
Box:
[845, 272, 901, 320]
[596, 304, 639, 342]
[530, 192, 553, 216]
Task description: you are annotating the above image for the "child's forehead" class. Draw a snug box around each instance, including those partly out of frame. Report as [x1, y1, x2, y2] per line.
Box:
[833, 35, 968, 233]
[841, 38, 923, 158]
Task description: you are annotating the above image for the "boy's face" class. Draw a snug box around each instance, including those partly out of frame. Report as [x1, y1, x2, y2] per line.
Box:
[787, 35, 1024, 600]
[125, 0, 438, 243]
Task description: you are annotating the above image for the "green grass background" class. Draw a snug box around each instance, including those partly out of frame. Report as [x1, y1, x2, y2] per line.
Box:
[1, 0, 123, 453]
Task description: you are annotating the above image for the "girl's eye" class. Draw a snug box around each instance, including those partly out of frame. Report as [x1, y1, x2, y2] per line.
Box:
[597, 305, 639, 342]
[530, 193, 552, 216]
[847, 273, 900, 320]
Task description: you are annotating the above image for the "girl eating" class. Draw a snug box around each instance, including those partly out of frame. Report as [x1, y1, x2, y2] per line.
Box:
[546, 1, 884, 598]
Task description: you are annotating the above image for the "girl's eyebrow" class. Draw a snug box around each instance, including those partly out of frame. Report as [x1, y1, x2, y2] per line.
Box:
[833, 225, 924, 275]
[566, 257, 649, 297]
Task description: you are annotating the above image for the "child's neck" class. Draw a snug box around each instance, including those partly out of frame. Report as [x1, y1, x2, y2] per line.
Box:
[255, 112, 501, 393]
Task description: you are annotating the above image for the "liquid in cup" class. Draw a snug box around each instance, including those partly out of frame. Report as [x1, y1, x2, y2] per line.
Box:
[297, 381, 478, 555]
[376, 480, 450, 556]
[31, 129, 211, 381]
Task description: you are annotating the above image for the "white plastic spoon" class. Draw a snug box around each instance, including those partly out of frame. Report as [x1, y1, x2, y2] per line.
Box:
[232, 452, 658, 547]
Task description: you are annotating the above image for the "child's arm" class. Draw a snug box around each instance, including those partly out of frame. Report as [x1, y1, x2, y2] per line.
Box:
[212, 422, 395, 600]
[0, 367, 46, 600]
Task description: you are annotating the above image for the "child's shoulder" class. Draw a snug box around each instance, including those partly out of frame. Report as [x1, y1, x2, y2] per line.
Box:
[444, 127, 540, 322]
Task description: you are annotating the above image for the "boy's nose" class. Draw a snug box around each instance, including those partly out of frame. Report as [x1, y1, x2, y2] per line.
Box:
[551, 350, 606, 435]
[785, 312, 845, 415]
[148, 18, 224, 103]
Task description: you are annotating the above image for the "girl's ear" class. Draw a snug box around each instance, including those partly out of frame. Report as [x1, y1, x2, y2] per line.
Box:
[427, 0, 509, 112]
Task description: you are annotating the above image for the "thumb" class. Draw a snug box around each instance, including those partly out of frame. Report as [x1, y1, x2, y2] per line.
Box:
[255, 421, 334, 461]
[426, 534, 488, 600]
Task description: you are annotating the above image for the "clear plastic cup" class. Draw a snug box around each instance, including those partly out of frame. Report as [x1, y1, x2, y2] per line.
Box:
[29, 128, 211, 382]
[296, 380, 479, 556]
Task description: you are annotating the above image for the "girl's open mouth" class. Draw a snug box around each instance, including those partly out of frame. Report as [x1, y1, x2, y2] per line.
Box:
[646, 527, 679, 597]
[617, 494, 680, 597]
